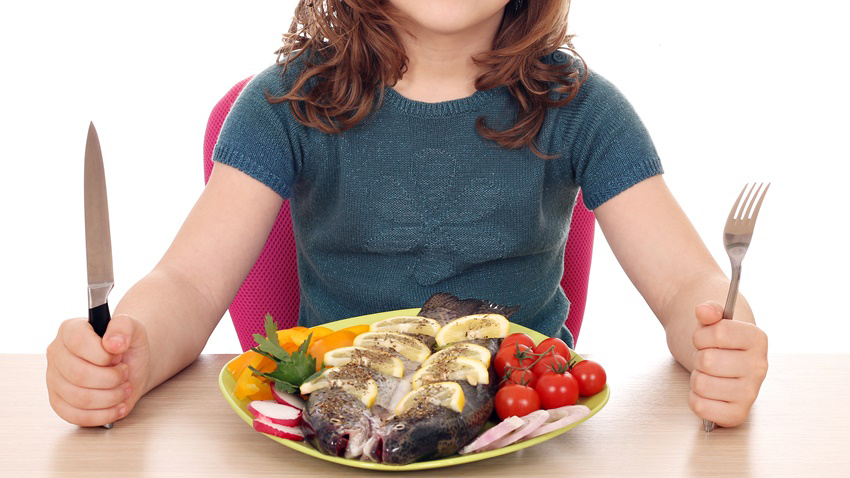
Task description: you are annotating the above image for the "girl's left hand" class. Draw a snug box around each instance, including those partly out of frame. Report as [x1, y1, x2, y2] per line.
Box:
[689, 301, 768, 427]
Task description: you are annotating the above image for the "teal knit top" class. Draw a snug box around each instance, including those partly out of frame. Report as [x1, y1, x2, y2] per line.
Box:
[212, 50, 663, 348]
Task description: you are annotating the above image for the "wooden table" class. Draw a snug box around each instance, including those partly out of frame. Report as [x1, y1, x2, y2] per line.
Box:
[3, 353, 849, 477]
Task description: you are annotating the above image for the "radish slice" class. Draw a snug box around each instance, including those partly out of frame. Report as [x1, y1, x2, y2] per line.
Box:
[253, 418, 304, 441]
[484, 410, 550, 450]
[271, 385, 306, 410]
[459, 416, 524, 454]
[523, 405, 591, 439]
[248, 400, 302, 427]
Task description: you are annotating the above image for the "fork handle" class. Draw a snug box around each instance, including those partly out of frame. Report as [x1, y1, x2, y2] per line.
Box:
[722, 263, 742, 321]
[704, 262, 743, 432]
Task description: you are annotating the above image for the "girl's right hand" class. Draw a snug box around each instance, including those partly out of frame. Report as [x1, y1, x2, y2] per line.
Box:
[46, 314, 150, 427]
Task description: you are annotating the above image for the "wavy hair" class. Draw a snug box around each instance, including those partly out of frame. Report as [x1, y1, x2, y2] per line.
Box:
[267, 0, 586, 159]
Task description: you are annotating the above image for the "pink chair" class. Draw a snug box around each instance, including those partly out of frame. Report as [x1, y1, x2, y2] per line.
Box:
[204, 78, 596, 351]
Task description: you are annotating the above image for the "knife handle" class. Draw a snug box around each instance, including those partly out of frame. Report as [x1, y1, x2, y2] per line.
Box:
[88, 302, 111, 337]
[88, 302, 115, 429]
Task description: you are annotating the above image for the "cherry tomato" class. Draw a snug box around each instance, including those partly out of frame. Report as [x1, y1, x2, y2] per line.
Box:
[494, 345, 535, 378]
[570, 360, 607, 396]
[500, 333, 535, 352]
[502, 368, 537, 388]
[535, 372, 579, 409]
[531, 353, 569, 377]
[495, 384, 541, 420]
[533, 337, 571, 361]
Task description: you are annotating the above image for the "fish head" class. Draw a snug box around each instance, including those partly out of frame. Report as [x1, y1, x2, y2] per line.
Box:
[379, 404, 460, 465]
[302, 387, 372, 458]
[314, 427, 351, 457]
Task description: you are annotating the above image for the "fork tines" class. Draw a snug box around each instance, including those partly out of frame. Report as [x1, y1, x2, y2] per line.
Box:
[728, 183, 771, 223]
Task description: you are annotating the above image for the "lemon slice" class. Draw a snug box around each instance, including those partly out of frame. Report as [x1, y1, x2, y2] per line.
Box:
[395, 381, 465, 415]
[322, 346, 405, 378]
[434, 313, 510, 347]
[299, 367, 379, 407]
[411, 356, 490, 389]
[370, 316, 441, 336]
[420, 343, 492, 369]
[353, 332, 432, 363]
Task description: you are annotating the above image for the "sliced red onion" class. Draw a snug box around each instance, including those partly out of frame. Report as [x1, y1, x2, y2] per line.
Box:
[459, 416, 525, 454]
[523, 405, 591, 439]
[485, 410, 550, 450]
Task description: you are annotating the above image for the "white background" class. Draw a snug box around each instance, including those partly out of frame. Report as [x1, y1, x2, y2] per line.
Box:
[1, 1, 848, 358]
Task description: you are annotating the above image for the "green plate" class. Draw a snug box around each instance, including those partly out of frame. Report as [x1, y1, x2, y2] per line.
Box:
[219, 308, 609, 471]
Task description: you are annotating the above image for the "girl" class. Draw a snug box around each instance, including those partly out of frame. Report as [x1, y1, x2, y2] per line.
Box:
[46, 0, 767, 429]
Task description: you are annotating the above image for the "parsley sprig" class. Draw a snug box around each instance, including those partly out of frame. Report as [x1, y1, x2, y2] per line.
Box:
[247, 314, 323, 393]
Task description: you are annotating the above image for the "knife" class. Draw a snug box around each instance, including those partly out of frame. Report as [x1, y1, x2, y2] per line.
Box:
[84, 121, 115, 429]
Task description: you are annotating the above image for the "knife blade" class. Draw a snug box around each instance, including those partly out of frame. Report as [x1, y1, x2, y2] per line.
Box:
[84, 121, 115, 429]
[85, 121, 114, 334]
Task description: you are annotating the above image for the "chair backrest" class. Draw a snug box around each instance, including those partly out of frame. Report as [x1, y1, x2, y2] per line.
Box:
[204, 78, 595, 351]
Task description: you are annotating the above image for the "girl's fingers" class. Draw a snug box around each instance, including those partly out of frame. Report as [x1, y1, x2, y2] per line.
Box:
[48, 392, 127, 428]
[694, 301, 723, 326]
[48, 366, 130, 410]
[692, 319, 760, 351]
[689, 369, 755, 403]
[692, 348, 752, 378]
[688, 390, 748, 428]
[52, 343, 128, 390]
[60, 318, 115, 366]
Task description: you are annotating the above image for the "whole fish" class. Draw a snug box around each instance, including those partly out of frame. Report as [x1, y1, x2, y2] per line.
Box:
[374, 379, 496, 464]
[301, 293, 518, 465]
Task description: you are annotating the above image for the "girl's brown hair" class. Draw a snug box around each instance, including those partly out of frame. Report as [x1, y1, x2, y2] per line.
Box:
[268, 0, 586, 159]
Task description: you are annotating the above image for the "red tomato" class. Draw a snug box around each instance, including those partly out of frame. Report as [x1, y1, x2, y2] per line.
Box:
[494, 345, 535, 378]
[535, 372, 579, 409]
[502, 368, 537, 388]
[500, 333, 535, 352]
[533, 337, 571, 360]
[570, 360, 607, 396]
[531, 353, 569, 377]
[495, 384, 541, 420]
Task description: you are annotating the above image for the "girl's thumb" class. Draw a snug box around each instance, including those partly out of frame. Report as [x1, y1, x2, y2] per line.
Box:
[102, 314, 137, 355]
[695, 300, 724, 326]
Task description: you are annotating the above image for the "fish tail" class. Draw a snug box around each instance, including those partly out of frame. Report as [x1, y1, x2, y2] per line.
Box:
[419, 293, 520, 320]
[419, 293, 465, 312]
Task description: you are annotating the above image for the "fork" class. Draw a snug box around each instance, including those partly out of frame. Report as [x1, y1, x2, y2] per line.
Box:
[703, 182, 770, 433]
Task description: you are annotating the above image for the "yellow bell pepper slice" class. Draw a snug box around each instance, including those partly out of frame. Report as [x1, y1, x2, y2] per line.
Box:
[235, 367, 262, 399]
[277, 326, 310, 346]
[307, 330, 357, 371]
[233, 352, 276, 399]
[248, 383, 274, 401]
[227, 350, 258, 379]
[305, 326, 334, 350]
[340, 324, 370, 337]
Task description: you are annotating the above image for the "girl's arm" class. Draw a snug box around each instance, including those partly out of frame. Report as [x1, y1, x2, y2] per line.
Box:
[47, 163, 282, 426]
[116, 162, 284, 395]
[592, 175, 768, 427]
